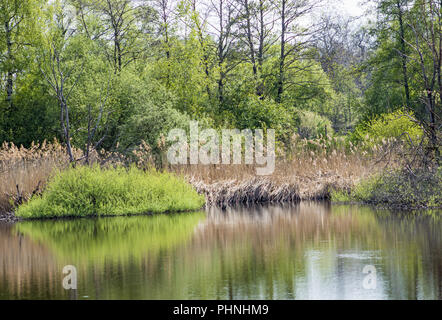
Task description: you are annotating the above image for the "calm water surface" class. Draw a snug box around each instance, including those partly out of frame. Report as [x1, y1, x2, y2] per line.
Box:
[0, 202, 441, 300]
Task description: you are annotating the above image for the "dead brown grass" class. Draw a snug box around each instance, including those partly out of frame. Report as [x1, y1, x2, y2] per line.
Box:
[176, 136, 393, 206]
[0, 140, 79, 213]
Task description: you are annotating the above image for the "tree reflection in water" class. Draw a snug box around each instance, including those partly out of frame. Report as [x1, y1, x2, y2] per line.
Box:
[0, 203, 441, 299]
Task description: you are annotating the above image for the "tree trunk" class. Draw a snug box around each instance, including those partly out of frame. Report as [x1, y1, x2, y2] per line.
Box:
[397, 0, 411, 108]
[276, 0, 286, 103]
[257, 0, 265, 98]
[60, 98, 75, 163]
[5, 21, 13, 110]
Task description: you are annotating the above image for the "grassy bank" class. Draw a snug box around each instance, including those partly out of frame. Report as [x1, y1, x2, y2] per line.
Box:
[332, 169, 442, 210]
[15, 166, 205, 219]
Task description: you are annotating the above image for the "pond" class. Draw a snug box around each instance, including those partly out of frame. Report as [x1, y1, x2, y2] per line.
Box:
[0, 202, 441, 300]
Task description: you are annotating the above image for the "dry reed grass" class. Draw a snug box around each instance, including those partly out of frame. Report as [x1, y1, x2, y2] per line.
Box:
[0, 140, 77, 214]
[178, 136, 396, 206]
[0, 139, 139, 215]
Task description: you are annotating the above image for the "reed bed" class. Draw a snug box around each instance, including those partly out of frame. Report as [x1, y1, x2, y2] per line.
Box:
[0, 140, 78, 214]
[0, 136, 397, 217]
[179, 136, 392, 205]
[190, 178, 300, 208]
[0, 140, 126, 215]
[182, 158, 369, 207]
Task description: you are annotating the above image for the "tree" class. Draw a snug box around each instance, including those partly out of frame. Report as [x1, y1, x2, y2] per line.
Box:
[39, 1, 81, 162]
[274, 0, 322, 102]
[0, 0, 41, 141]
[83, 0, 152, 73]
[375, 0, 412, 109]
[406, 0, 441, 163]
[236, 0, 276, 97]
[368, 0, 441, 163]
[207, 0, 242, 107]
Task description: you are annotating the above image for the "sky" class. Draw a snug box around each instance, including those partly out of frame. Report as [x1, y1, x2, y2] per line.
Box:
[329, 0, 366, 17]
[340, 0, 365, 17]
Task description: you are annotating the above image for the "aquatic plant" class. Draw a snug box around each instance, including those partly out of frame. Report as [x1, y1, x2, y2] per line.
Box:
[15, 165, 205, 219]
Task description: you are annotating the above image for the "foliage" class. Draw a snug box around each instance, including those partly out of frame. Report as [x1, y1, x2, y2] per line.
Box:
[333, 168, 442, 209]
[351, 110, 423, 147]
[0, 0, 368, 152]
[16, 165, 205, 219]
[112, 74, 192, 162]
[297, 110, 333, 140]
[0, 0, 441, 215]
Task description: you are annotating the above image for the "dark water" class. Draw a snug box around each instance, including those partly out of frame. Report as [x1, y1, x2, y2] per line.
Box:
[0, 202, 441, 300]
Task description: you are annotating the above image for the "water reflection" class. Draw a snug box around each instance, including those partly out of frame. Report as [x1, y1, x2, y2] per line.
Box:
[0, 203, 441, 299]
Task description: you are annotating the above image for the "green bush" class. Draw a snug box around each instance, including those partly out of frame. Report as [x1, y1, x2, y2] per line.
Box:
[336, 168, 442, 209]
[351, 110, 423, 147]
[221, 95, 299, 149]
[16, 166, 205, 219]
[119, 100, 190, 165]
[330, 189, 352, 203]
[297, 110, 333, 139]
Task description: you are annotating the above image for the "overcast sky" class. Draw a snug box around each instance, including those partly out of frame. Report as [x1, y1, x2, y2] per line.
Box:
[328, 0, 366, 17]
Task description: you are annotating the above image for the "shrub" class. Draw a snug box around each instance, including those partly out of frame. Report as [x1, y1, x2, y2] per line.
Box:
[346, 168, 442, 209]
[224, 96, 299, 147]
[119, 101, 190, 167]
[297, 110, 333, 140]
[330, 189, 352, 203]
[351, 110, 423, 147]
[116, 77, 192, 167]
[16, 166, 205, 219]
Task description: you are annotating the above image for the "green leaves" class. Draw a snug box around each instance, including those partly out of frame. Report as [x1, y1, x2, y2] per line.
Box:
[351, 110, 423, 148]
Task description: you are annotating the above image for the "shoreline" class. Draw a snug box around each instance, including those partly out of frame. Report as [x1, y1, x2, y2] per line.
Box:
[2, 172, 440, 223]
[2, 196, 440, 224]
[0, 212, 18, 224]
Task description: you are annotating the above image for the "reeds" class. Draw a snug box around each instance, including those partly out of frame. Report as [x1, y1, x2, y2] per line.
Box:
[0, 136, 397, 215]
[0, 140, 79, 214]
[190, 178, 300, 208]
[0, 140, 129, 214]
[180, 135, 392, 205]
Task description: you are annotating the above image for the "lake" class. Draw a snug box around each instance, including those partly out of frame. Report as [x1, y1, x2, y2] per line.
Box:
[0, 202, 441, 300]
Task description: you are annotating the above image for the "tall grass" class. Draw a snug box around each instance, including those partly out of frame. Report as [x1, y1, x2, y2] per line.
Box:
[1, 136, 397, 215]
[0, 140, 77, 213]
[0, 140, 129, 214]
[16, 166, 205, 219]
[180, 135, 392, 204]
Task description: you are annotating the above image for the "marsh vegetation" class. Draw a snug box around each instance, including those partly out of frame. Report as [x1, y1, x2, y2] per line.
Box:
[0, 0, 441, 216]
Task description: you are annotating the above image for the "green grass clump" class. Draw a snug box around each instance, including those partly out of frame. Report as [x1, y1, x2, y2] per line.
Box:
[16, 165, 205, 219]
[330, 189, 352, 202]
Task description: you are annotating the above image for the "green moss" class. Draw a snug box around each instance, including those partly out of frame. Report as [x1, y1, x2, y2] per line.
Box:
[16, 165, 205, 219]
